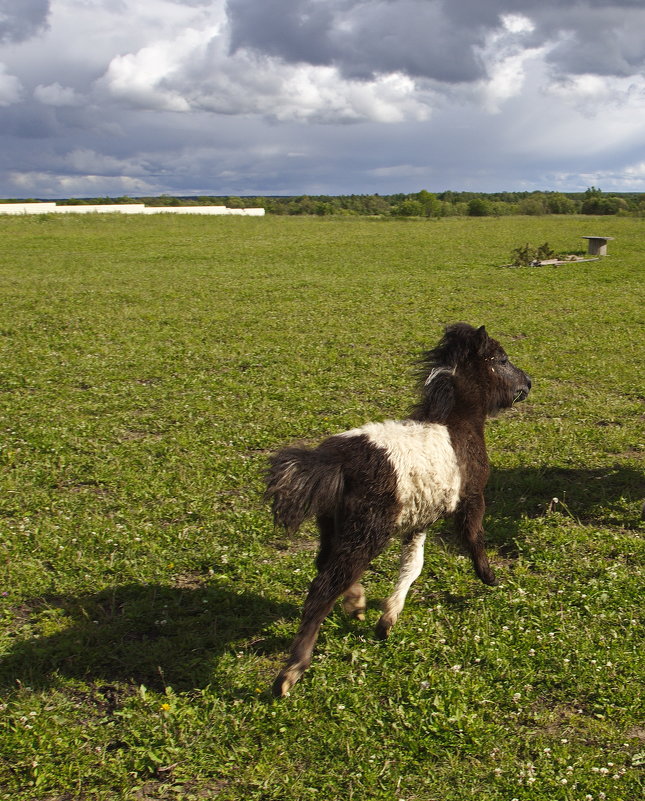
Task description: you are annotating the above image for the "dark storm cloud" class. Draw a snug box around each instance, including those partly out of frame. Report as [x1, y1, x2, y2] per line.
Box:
[0, 0, 50, 43]
[543, 7, 645, 77]
[227, 0, 645, 82]
[227, 0, 485, 82]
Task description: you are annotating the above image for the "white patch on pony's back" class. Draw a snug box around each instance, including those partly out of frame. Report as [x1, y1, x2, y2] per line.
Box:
[342, 420, 461, 531]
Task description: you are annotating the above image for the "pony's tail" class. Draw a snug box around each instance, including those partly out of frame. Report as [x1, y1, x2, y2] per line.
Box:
[265, 446, 344, 533]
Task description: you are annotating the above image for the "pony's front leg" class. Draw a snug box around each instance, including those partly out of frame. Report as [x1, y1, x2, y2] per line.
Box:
[455, 495, 497, 586]
[376, 531, 426, 639]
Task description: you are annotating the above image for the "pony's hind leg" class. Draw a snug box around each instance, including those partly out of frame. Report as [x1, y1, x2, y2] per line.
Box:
[318, 515, 366, 622]
[376, 531, 426, 639]
[273, 505, 392, 697]
[273, 552, 372, 697]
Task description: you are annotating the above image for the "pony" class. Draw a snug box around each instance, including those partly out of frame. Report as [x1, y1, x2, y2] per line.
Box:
[266, 323, 531, 696]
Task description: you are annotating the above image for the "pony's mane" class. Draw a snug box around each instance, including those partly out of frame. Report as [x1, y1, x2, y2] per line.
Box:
[409, 323, 489, 423]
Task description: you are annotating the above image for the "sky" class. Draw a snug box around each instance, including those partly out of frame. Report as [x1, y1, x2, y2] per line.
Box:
[1, 0, 645, 198]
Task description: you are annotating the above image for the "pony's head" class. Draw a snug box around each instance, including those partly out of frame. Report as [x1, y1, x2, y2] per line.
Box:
[411, 323, 531, 422]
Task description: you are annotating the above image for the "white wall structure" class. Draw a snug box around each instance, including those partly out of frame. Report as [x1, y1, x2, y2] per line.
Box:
[139, 206, 265, 216]
[142, 206, 227, 215]
[0, 203, 265, 216]
[223, 208, 265, 216]
[0, 203, 57, 214]
[50, 204, 147, 214]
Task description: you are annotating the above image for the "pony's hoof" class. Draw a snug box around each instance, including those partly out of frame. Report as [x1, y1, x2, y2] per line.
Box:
[342, 593, 366, 621]
[375, 617, 392, 640]
[272, 674, 293, 698]
[272, 664, 304, 697]
[477, 567, 498, 586]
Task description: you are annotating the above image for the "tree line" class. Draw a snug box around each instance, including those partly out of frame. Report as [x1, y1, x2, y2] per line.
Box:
[10, 186, 645, 216]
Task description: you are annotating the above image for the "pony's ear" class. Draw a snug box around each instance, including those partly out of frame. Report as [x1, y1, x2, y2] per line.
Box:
[475, 325, 489, 354]
[423, 371, 455, 423]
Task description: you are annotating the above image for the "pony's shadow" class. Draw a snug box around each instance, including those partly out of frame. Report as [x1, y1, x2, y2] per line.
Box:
[2, 466, 642, 695]
[482, 463, 644, 557]
[428, 464, 643, 565]
[487, 463, 643, 523]
[0, 581, 298, 694]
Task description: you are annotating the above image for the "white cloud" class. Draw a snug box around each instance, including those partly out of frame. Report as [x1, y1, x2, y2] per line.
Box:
[369, 164, 431, 178]
[546, 71, 645, 113]
[99, 25, 215, 112]
[62, 147, 150, 176]
[34, 82, 82, 106]
[500, 14, 535, 36]
[9, 169, 161, 197]
[98, 19, 433, 124]
[475, 14, 550, 113]
[552, 159, 645, 191]
[0, 63, 22, 105]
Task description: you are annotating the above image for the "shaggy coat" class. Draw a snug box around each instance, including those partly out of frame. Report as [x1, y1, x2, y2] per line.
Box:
[266, 323, 531, 696]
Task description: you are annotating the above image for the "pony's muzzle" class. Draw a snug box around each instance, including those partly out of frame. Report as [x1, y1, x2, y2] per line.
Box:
[515, 374, 532, 401]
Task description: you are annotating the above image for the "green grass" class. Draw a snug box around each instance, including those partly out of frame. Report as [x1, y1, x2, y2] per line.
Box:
[0, 213, 643, 800]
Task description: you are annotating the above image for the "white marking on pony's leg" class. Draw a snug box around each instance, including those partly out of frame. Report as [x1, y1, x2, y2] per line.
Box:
[376, 532, 426, 639]
[342, 582, 366, 620]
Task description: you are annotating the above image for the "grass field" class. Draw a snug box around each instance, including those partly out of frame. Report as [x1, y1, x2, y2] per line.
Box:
[0, 213, 643, 800]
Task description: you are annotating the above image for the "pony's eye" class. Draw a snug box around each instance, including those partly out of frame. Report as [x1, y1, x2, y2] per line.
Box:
[499, 355, 508, 364]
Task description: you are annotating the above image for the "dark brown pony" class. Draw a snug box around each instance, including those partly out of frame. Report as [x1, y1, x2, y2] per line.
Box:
[266, 324, 531, 696]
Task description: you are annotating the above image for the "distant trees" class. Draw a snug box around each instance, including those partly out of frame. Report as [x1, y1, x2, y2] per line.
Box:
[517, 196, 547, 216]
[48, 187, 644, 216]
[393, 199, 425, 216]
[545, 193, 577, 214]
[393, 190, 442, 217]
[580, 186, 628, 215]
[467, 198, 491, 216]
